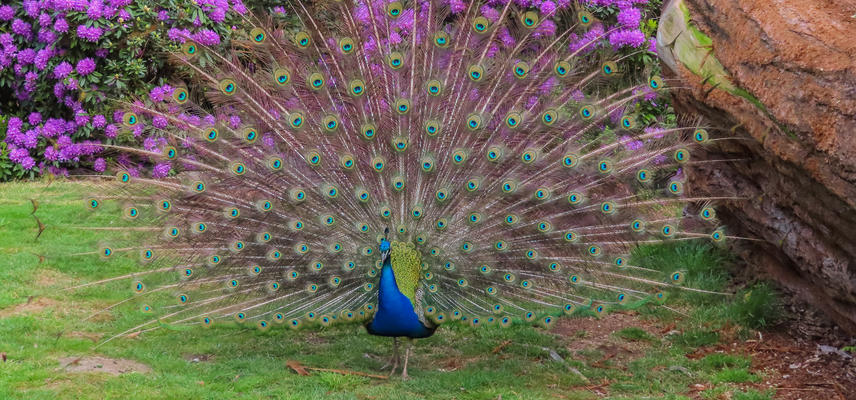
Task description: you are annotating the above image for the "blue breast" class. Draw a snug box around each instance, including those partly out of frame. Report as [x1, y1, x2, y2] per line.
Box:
[366, 263, 434, 338]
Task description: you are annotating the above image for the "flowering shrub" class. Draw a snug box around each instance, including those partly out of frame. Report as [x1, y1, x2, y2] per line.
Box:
[0, 0, 660, 181]
[0, 0, 293, 180]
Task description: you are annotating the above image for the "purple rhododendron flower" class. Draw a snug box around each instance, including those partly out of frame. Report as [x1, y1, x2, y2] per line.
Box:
[609, 29, 646, 49]
[53, 17, 68, 33]
[448, 0, 466, 13]
[152, 115, 168, 129]
[43, 118, 64, 137]
[92, 114, 106, 128]
[38, 28, 57, 43]
[620, 135, 644, 151]
[9, 147, 36, 169]
[76, 57, 96, 75]
[143, 137, 158, 151]
[76, 24, 103, 42]
[87, 0, 103, 20]
[16, 48, 35, 64]
[38, 12, 51, 27]
[93, 157, 107, 172]
[192, 29, 220, 45]
[617, 7, 641, 28]
[53, 61, 72, 78]
[27, 112, 41, 125]
[648, 37, 657, 53]
[0, 6, 15, 21]
[231, 0, 247, 15]
[44, 146, 60, 161]
[34, 48, 52, 69]
[12, 19, 31, 35]
[104, 124, 119, 138]
[167, 27, 190, 42]
[539, 1, 557, 15]
[152, 162, 171, 178]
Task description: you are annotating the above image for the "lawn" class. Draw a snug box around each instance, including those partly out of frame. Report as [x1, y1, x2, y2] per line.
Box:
[0, 181, 776, 399]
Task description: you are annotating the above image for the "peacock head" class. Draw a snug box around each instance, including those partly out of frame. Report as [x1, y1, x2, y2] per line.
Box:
[380, 228, 391, 260]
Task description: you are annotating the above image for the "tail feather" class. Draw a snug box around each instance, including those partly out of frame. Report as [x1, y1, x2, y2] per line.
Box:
[67, 0, 726, 340]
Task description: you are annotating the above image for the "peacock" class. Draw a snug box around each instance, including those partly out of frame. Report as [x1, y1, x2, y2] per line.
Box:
[66, 0, 727, 379]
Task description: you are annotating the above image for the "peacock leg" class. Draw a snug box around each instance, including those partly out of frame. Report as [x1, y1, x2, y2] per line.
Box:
[400, 339, 413, 380]
[381, 337, 400, 376]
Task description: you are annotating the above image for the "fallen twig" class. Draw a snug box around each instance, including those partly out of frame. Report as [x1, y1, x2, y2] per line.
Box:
[492, 340, 512, 354]
[286, 360, 388, 379]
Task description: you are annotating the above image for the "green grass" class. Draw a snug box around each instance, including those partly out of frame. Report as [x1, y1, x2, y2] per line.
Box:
[0, 181, 778, 399]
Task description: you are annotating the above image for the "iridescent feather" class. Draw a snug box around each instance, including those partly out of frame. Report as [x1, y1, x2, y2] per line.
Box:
[65, 0, 727, 378]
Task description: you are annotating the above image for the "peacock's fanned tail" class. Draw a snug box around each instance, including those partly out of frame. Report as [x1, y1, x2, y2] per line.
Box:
[73, 0, 726, 340]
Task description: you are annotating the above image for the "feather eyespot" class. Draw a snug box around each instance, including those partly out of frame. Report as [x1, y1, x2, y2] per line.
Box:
[273, 68, 290, 86]
[339, 37, 355, 54]
[394, 98, 411, 114]
[578, 11, 594, 27]
[521, 11, 539, 28]
[501, 180, 517, 194]
[579, 105, 595, 120]
[467, 65, 485, 82]
[512, 61, 530, 78]
[387, 52, 404, 69]
[521, 149, 538, 164]
[465, 178, 480, 192]
[424, 120, 441, 136]
[219, 79, 237, 95]
[541, 109, 558, 125]
[349, 79, 366, 97]
[620, 115, 636, 129]
[555, 61, 571, 77]
[172, 87, 188, 104]
[649, 75, 664, 90]
[420, 155, 434, 172]
[425, 79, 442, 96]
[466, 114, 482, 130]
[249, 28, 266, 44]
[386, 2, 403, 18]
[433, 31, 450, 48]
[361, 123, 376, 140]
[505, 112, 522, 128]
[486, 145, 503, 162]
[451, 149, 467, 165]
[307, 72, 324, 90]
[472, 16, 490, 33]
[601, 61, 618, 76]
[181, 41, 198, 57]
[340, 154, 355, 170]
[294, 31, 311, 48]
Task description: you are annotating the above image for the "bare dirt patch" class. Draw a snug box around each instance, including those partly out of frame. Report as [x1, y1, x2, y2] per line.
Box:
[554, 311, 662, 355]
[686, 331, 855, 400]
[0, 297, 112, 322]
[58, 356, 152, 376]
[0, 297, 61, 317]
[34, 268, 72, 288]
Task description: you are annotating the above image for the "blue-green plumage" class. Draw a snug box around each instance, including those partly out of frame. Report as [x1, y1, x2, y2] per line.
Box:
[366, 241, 435, 339]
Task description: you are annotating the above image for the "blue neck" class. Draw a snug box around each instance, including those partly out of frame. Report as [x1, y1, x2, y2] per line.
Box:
[365, 260, 434, 338]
